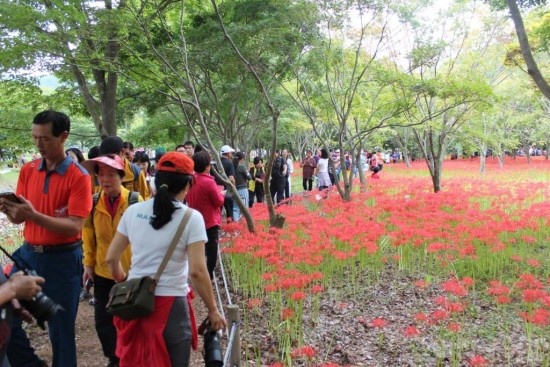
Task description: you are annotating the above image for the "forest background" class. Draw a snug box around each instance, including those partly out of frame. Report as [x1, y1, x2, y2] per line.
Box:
[0, 1, 549, 157]
[0, 0, 550, 215]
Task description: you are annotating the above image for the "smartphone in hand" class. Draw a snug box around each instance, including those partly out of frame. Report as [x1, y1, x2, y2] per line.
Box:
[0, 192, 21, 203]
[85, 279, 93, 291]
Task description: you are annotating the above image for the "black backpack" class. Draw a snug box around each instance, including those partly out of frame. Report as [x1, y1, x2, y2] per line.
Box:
[272, 157, 285, 178]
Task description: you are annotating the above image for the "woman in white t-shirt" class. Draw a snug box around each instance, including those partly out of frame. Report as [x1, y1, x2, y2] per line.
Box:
[106, 152, 226, 367]
[315, 148, 331, 190]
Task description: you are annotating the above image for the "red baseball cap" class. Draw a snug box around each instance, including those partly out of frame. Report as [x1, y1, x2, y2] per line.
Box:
[157, 151, 194, 175]
[82, 154, 125, 174]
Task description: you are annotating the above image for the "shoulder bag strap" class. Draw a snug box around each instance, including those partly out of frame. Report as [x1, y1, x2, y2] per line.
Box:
[153, 208, 193, 282]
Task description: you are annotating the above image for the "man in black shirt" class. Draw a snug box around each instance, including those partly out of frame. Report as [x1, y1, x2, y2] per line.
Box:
[270, 150, 287, 204]
[220, 145, 236, 222]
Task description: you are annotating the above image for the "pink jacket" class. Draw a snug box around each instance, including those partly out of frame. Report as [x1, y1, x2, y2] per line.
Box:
[186, 172, 225, 229]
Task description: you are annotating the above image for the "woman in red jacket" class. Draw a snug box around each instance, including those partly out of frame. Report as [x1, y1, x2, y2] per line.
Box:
[186, 151, 226, 279]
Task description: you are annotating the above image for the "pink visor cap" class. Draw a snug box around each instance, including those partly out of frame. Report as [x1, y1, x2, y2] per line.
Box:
[82, 154, 125, 174]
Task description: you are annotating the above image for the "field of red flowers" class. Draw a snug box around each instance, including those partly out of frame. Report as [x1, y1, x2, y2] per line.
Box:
[222, 157, 550, 367]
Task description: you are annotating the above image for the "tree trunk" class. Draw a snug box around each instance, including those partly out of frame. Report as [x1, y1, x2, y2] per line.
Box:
[330, 148, 352, 202]
[211, 0, 280, 229]
[497, 151, 505, 168]
[355, 146, 366, 187]
[341, 161, 352, 201]
[431, 157, 443, 193]
[507, 0, 550, 101]
[402, 148, 411, 167]
[546, 133, 550, 160]
[523, 140, 531, 164]
[393, 134, 411, 167]
[479, 145, 487, 176]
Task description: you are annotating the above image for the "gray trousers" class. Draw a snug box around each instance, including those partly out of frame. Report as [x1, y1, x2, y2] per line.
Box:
[164, 296, 192, 366]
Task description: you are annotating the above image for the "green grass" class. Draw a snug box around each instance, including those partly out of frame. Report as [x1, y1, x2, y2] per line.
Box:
[0, 169, 20, 189]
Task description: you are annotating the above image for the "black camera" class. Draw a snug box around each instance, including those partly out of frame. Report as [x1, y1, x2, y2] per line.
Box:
[19, 270, 64, 330]
[199, 319, 223, 367]
[0, 245, 64, 330]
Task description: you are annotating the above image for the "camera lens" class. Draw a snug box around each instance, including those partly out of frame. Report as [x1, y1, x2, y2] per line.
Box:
[203, 330, 223, 367]
[20, 292, 64, 330]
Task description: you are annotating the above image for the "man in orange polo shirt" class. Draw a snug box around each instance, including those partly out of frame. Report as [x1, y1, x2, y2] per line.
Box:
[0, 110, 92, 367]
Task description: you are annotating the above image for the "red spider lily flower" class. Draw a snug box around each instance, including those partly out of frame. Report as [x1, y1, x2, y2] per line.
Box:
[357, 316, 368, 326]
[496, 295, 512, 304]
[516, 273, 544, 289]
[414, 280, 429, 289]
[311, 285, 324, 293]
[461, 277, 475, 288]
[448, 322, 461, 333]
[526, 258, 541, 268]
[510, 255, 522, 262]
[404, 325, 421, 337]
[267, 363, 283, 367]
[431, 310, 448, 322]
[434, 296, 449, 307]
[4, 263, 13, 275]
[427, 242, 449, 253]
[520, 308, 550, 326]
[290, 346, 315, 359]
[262, 273, 274, 280]
[415, 313, 429, 322]
[442, 278, 468, 297]
[338, 303, 348, 309]
[311, 272, 324, 280]
[522, 289, 547, 303]
[446, 302, 464, 314]
[459, 244, 476, 258]
[281, 308, 293, 320]
[290, 291, 306, 301]
[247, 298, 263, 309]
[371, 318, 387, 328]
[487, 281, 510, 296]
[469, 355, 488, 366]
[532, 308, 550, 326]
[264, 284, 277, 292]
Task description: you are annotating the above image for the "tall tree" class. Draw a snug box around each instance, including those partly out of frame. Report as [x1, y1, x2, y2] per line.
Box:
[0, 0, 138, 137]
[489, 0, 550, 100]
[505, 0, 550, 100]
[0, 80, 45, 157]
[390, 1, 494, 192]
[287, 0, 409, 200]
[120, 0, 319, 229]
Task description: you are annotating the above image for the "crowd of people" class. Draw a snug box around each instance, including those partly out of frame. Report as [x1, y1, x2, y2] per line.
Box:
[0, 111, 226, 367]
[0, 109, 401, 367]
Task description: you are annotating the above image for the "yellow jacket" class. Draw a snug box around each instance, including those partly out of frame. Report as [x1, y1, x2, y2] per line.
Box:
[82, 187, 143, 279]
[122, 158, 151, 200]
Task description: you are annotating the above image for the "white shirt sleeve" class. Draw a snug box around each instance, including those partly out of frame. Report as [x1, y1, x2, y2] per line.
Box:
[183, 210, 208, 244]
[117, 205, 131, 236]
[287, 158, 294, 174]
